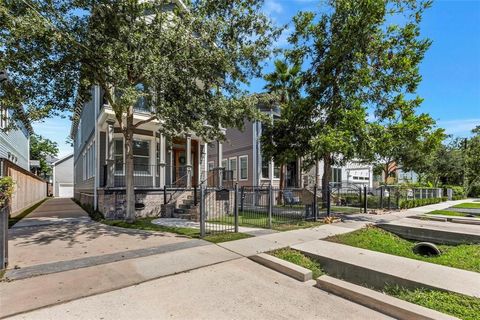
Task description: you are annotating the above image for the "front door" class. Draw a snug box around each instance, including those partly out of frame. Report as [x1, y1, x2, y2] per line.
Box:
[171, 138, 198, 186]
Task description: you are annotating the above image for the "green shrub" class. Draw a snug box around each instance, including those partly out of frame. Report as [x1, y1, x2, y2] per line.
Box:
[0, 176, 14, 208]
[399, 197, 443, 209]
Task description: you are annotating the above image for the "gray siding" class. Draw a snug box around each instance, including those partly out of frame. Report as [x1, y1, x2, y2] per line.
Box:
[208, 120, 256, 186]
[0, 110, 29, 170]
[54, 155, 74, 196]
[73, 88, 96, 197]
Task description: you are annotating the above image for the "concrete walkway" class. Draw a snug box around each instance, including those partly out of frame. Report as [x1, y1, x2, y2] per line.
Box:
[12, 198, 90, 228]
[6, 258, 393, 320]
[2, 198, 475, 319]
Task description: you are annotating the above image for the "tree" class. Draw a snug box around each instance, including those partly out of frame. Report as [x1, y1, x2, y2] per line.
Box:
[369, 113, 445, 184]
[288, 0, 432, 196]
[261, 60, 303, 193]
[465, 126, 480, 196]
[30, 134, 59, 178]
[1, 0, 280, 222]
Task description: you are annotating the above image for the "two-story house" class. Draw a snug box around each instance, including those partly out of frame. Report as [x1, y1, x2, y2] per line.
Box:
[71, 86, 215, 218]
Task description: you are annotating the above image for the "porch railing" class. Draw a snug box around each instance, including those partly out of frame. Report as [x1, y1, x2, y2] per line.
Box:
[102, 163, 192, 188]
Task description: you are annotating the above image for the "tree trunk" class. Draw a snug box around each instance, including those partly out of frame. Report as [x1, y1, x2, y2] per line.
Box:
[321, 154, 332, 207]
[124, 107, 135, 223]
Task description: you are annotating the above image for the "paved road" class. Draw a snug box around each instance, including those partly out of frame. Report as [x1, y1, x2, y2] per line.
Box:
[7, 258, 392, 320]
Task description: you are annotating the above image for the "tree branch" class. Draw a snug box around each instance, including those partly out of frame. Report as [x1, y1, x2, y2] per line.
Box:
[134, 115, 157, 128]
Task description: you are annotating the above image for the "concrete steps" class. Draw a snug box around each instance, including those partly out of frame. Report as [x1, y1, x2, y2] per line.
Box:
[291, 240, 480, 298]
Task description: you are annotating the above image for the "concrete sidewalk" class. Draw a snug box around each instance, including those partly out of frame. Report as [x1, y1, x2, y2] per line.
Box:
[0, 244, 241, 318]
[6, 258, 392, 320]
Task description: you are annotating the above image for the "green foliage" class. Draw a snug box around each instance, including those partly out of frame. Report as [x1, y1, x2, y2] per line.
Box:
[444, 185, 465, 197]
[398, 197, 444, 209]
[327, 226, 480, 272]
[0, 176, 14, 207]
[384, 286, 480, 320]
[101, 218, 251, 243]
[428, 210, 479, 218]
[1, 0, 280, 221]
[453, 203, 480, 209]
[270, 248, 324, 278]
[465, 126, 480, 196]
[30, 134, 59, 178]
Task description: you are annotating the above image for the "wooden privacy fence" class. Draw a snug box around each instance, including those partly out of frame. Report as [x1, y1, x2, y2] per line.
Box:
[0, 158, 47, 216]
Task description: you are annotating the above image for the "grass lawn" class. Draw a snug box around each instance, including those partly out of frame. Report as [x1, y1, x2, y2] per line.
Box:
[453, 203, 480, 209]
[101, 218, 252, 243]
[384, 286, 480, 320]
[208, 213, 324, 231]
[269, 248, 324, 278]
[427, 210, 479, 218]
[268, 247, 479, 319]
[8, 198, 48, 228]
[326, 226, 480, 273]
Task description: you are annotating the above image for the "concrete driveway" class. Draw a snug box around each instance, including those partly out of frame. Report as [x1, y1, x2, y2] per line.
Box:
[7, 258, 392, 320]
[6, 198, 204, 277]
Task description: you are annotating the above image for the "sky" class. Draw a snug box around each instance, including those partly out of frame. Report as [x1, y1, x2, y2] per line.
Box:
[33, 0, 480, 158]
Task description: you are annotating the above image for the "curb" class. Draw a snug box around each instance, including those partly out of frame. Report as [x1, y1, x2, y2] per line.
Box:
[249, 253, 312, 282]
[316, 275, 458, 320]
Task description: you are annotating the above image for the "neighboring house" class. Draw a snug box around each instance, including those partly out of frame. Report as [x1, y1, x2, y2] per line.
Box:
[1, 106, 47, 215]
[0, 107, 31, 170]
[396, 169, 419, 184]
[208, 104, 374, 189]
[52, 154, 74, 198]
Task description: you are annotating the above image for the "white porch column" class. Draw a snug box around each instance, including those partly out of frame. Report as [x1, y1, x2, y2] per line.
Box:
[186, 134, 192, 188]
[106, 119, 115, 188]
[216, 141, 223, 187]
[159, 133, 166, 187]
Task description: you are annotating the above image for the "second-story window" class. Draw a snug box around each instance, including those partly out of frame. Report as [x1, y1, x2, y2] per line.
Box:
[134, 83, 150, 113]
[0, 107, 8, 129]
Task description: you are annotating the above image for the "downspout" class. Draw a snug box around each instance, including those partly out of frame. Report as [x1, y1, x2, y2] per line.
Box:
[94, 85, 100, 210]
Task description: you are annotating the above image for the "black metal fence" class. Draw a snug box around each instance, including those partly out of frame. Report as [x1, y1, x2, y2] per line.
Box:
[365, 186, 444, 210]
[199, 185, 331, 235]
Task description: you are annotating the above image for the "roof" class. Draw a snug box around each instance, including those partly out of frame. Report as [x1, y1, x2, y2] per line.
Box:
[53, 153, 73, 166]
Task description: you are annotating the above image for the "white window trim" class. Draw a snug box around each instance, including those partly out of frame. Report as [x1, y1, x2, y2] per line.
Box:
[229, 157, 237, 181]
[113, 134, 155, 176]
[239, 155, 248, 181]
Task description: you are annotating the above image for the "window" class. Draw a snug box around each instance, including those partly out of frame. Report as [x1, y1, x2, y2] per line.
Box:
[0, 108, 8, 129]
[332, 168, 342, 183]
[114, 138, 151, 174]
[239, 155, 248, 180]
[134, 83, 150, 112]
[76, 120, 82, 148]
[114, 139, 124, 173]
[229, 157, 237, 180]
[208, 161, 215, 171]
[273, 163, 280, 179]
[261, 157, 269, 179]
[221, 159, 227, 169]
[133, 140, 150, 173]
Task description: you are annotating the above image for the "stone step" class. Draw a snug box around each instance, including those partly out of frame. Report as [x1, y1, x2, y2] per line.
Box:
[291, 240, 480, 298]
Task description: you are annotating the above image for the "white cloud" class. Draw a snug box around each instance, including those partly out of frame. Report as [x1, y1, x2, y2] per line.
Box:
[264, 0, 283, 15]
[436, 118, 480, 137]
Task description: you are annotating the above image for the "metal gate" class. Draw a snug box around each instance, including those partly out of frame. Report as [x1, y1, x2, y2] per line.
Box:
[199, 185, 238, 236]
[0, 201, 9, 270]
[330, 184, 364, 214]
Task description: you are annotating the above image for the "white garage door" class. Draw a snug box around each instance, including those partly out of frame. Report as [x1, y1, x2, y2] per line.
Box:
[58, 183, 74, 198]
